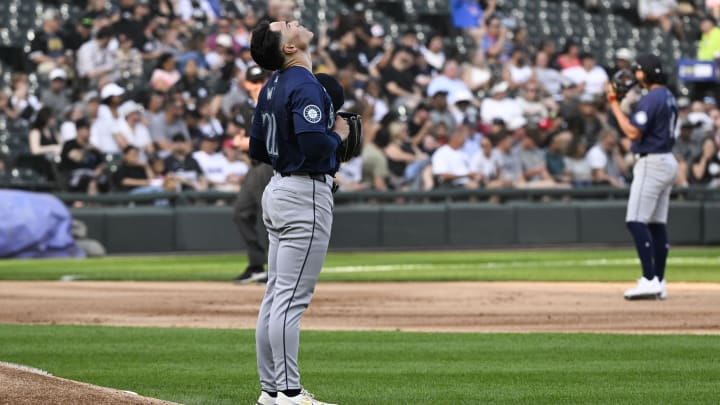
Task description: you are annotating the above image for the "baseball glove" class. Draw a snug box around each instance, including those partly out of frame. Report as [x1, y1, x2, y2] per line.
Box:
[336, 111, 363, 162]
[610, 69, 637, 102]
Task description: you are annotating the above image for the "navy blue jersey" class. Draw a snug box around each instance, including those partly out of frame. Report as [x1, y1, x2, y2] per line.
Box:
[251, 66, 338, 174]
[629, 87, 677, 154]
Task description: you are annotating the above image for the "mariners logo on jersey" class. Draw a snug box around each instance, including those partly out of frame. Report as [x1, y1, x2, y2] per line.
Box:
[303, 104, 322, 123]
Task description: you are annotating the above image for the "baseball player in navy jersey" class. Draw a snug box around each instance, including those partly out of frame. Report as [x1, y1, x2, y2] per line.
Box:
[607, 53, 678, 300]
[249, 20, 349, 405]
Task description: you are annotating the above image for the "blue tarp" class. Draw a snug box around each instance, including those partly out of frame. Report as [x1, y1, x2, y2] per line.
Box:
[0, 190, 85, 258]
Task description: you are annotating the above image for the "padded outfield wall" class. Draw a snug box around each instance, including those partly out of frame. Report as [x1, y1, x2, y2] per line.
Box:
[71, 201, 720, 253]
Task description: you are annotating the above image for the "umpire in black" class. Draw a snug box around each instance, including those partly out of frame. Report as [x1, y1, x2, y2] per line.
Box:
[232, 65, 274, 283]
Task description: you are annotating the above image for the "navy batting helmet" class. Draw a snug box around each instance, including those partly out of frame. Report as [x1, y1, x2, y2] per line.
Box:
[633, 53, 665, 85]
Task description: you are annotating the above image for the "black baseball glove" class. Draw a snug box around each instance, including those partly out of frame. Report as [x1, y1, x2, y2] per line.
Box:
[336, 111, 363, 163]
[610, 69, 637, 102]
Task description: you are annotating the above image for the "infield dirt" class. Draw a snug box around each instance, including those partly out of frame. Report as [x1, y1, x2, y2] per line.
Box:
[1, 281, 719, 334]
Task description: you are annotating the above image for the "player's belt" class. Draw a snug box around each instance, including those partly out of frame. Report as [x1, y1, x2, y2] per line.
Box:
[280, 172, 328, 182]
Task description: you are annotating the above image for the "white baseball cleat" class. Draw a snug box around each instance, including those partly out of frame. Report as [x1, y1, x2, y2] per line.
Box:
[255, 391, 276, 405]
[276, 389, 337, 405]
[624, 276, 662, 300]
[659, 279, 667, 300]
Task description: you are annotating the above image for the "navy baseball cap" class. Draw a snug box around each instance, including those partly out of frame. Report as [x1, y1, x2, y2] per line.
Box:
[315, 73, 345, 112]
[633, 54, 663, 76]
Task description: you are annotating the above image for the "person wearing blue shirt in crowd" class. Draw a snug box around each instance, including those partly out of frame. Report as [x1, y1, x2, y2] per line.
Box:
[248, 19, 349, 405]
[607, 53, 679, 300]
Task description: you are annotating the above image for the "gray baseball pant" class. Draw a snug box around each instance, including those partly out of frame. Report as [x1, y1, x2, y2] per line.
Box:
[256, 173, 334, 392]
[625, 153, 678, 223]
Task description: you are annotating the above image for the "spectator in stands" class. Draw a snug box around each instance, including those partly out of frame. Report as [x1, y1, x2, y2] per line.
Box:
[564, 141, 593, 187]
[673, 119, 704, 187]
[427, 59, 471, 99]
[64, 14, 95, 52]
[193, 134, 235, 190]
[361, 126, 391, 191]
[204, 16, 241, 54]
[698, 15, 720, 61]
[60, 118, 108, 194]
[176, 58, 211, 104]
[432, 130, 478, 188]
[517, 129, 562, 188]
[40, 69, 72, 117]
[335, 157, 368, 191]
[196, 99, 224, 139]
[450, 89, 481, 129]
[420, 34, 446, 73]
[8, 73, 42, 123]
[567, 93, 604, 147]
[638, 0, 683, 37]
[149, 99, 189, 153]
[91, 83, 127, 154]
[114, 145, 165, 194]
[29, 9, 69, 76]
[557, 79, 582, 121]
[556, 38, 581, 70]
[562, 52, 609, 95]
[177, 0, 218, 24]
[215, 139, 248, 192]
[517, 82, 550, 125]
[690, 137, 720, 186]
[28, 107, 62, 162]
[385, 120, 433, 190]
[452, 0, 495, 39]
[118, 100, 154, 161]
[481, 81, 523, 125]
[586, 130, 627, 187]
[482, 15, 511, 61]
[328, 29, 361, 72]
[76, 26, 116, 88]
[82, 91, 101, 123]
[151, 53, 182, 92]
[545, 132, 572, 183]
[115, 33, 144, 83]
[428, 90, 457, 133]
[534, 50, 564, 95]
[59, 104, 85, 142]
[611, 48, 635, 76]
[462, 49, 492, 94]
[470, 135, 508, 189]
[494, 132, 525, 187]
[382, 46, 423, 107]
[709, 0, 720, 21]
[502, 48, 534, 91]
[163, 133, 207, 191]
[358, 24, 386, 77]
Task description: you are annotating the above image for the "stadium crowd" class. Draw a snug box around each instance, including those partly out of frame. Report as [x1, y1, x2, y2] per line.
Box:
[1, 0, 720, 200]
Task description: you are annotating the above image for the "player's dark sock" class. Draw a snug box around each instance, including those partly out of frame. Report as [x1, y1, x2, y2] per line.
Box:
[282, 389, 302, 397]
[648, 223, 669, 281]
[264, 391, 278, 398]
[626, 221, 655, 280]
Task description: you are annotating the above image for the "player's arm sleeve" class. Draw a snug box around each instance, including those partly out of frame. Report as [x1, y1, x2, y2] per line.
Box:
[290, 83, 341, 160]
[249, 137, 271, 164]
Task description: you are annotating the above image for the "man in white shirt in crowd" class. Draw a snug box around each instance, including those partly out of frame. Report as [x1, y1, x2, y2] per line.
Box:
[426, 59, 471, 98]
[561, 52, 609, 95]
[76, 26, 116, 87]
[586, 129, 628, 188]
[193, 135, 232, 190]
[471, 136, 508, 189]
[118, 100, 155, 162]
[480, 81, 523, 125]
[431, 130, 479, 188]
[90, 83, 127, 154]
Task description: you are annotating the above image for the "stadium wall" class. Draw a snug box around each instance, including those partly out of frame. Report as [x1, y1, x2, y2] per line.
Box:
[71, 202, 719, 253]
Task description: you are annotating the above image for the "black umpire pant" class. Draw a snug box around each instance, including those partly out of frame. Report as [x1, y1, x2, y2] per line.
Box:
[232, 162, 274, 268]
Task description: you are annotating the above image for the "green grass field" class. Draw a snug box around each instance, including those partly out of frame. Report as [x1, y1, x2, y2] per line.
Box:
[2, 248, 720, 404]
[1, 325, 719, 404]
[0, 247, 719, 282]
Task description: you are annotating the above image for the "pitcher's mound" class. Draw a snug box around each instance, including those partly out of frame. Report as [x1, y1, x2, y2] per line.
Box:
[0, 363, 178, 405]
